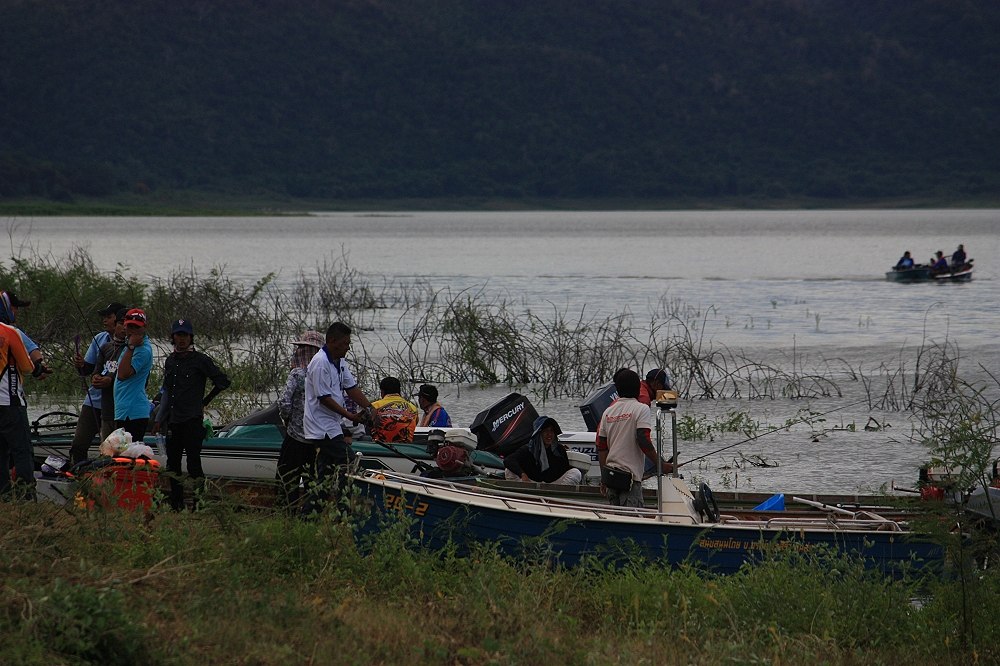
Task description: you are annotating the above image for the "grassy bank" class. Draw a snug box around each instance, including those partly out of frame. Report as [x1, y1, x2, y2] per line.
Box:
[1, 499, 996, 665]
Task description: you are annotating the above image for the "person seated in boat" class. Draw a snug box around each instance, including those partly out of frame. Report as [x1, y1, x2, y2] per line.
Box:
[503, 416, 583, 485]
[417, 384, 452, 427]
[894, 251, 914, 269]
[931, 251, 948, 273]
[369, 376, 419, 443]
[951, 244, 967, 267]
[638, 367, 671, 406]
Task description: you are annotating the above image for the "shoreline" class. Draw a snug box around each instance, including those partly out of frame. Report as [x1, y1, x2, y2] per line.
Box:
[2, 193, 1000, 217]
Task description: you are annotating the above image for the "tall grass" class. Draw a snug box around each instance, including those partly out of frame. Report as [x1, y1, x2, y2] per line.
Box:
[0, 499, 996, 665]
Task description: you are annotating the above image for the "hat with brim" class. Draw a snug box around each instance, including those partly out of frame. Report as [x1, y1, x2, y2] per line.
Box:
[292, 330, 324, 349]
[531, 415, 562, 440]
[171, 319, 194, 336]
[123, 308, 147, 327]
[645, 368, 671, 388]
[99, 301, 127, 316]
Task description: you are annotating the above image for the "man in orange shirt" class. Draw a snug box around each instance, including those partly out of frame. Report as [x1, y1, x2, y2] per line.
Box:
[0, 321, 43, 499]
[369, 376, 419, 443]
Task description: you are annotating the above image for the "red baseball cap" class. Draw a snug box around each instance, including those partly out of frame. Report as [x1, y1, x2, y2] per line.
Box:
[123, 308, 147, 327]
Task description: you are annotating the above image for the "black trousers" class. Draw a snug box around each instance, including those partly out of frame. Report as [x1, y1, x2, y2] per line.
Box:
[275, 433, 317, 512]
[300, 434, 352, 517]
[165, 417, 206, 511]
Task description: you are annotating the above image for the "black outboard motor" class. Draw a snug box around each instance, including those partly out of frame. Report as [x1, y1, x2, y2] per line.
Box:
[579, 382, 618, 432]
[469, 392, 539, 457]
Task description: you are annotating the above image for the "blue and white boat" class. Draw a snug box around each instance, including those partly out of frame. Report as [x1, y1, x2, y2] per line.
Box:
[351, 469, 942, 577]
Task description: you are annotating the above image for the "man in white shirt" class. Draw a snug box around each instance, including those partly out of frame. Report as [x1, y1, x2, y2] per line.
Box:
[301, 322, 372, 515]
[596, 368, 673, 507]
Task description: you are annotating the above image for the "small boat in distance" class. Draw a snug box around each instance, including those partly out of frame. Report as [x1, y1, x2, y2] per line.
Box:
[886, 258, 973, 283]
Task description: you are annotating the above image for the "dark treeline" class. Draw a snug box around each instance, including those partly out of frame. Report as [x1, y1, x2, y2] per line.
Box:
[2, 0, 998, 203]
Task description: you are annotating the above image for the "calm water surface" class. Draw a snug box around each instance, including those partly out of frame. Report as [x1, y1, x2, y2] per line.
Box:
[12, 209, 1000, 492]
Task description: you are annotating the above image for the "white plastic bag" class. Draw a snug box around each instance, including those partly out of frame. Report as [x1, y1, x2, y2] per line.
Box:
[120, 443, 156, 459]
[98, 427, 133, 457]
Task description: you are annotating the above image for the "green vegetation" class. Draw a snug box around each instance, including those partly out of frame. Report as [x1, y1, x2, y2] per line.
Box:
[0, 498, 997, 665]
[2, 1, 999, 206]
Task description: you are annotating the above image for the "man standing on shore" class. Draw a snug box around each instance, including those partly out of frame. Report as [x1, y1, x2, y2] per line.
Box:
[71, 301, 125, 462]
[114, 308, 153, 442]
[153, 318, 231, 511]
[301, 322, 373, 516]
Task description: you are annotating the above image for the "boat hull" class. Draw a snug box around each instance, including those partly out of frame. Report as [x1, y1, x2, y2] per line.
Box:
[886, 266, 932, 282]
[353, 472, 942, 577]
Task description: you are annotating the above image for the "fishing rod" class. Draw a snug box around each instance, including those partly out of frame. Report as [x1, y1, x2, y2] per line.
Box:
[370, 439, 433, 473]
[676, 397, 871, 469]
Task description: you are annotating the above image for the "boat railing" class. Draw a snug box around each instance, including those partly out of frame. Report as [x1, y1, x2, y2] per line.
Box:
[365, 470, 684, 521]
[717, 515, 904, 532]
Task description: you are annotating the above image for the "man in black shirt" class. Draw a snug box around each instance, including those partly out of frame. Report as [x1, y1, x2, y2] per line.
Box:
[153, 319, 231, 510]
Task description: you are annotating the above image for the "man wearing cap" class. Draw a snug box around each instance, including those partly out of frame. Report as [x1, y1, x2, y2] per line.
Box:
[416, 384, 452, 428]
[70, 301, 126, 462]
[153, 318, 231, 511]
[301, 321, 373, 515]
[114, 308, 154, 442]
[93, 308, 128, 442]
[638, 368, 672, 407]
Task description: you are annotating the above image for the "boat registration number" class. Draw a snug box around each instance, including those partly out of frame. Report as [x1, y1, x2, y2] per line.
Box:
[384, 492, 429, 517]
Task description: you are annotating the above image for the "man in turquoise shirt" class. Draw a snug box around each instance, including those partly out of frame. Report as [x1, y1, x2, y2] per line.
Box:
[114, 308, 153, 442]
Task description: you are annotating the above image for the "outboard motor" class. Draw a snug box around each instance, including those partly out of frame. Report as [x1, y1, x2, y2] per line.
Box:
[469, 393, 538, 457]
[435, 430, 479, 476]
[579, 382, 618, 432]
[424, 429, 447, 458]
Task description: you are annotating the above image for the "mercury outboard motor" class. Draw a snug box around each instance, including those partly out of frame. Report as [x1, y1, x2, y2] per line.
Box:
[469, 393, 539, 457]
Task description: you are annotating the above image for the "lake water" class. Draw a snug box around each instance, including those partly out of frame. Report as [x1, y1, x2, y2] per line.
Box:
[11, 209, 1000, 493]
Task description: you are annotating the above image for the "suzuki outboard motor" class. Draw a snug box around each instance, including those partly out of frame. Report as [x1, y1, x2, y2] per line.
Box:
[579, 382, 618, 432]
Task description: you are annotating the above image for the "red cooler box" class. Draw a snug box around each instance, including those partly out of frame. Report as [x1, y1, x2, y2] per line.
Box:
[75, 457, 161, 511]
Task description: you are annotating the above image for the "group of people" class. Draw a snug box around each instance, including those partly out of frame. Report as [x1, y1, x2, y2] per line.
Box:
[895, 244, 968, 272]
[70, 302, 231, 510]
[5, 292, 676, 514]
[274, 322, 451, 514]
[501, 367, 674, 508]
[272, 320, 677, 513]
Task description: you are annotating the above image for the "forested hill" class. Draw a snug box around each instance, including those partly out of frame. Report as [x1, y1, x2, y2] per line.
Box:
[3, 0, 999, 203]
